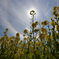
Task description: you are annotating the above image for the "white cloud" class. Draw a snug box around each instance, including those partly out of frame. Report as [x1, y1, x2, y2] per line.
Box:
[0, 0, 58, 37]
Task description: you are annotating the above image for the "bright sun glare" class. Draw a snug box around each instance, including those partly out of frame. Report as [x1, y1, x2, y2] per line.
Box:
[27, 8, 37, 17]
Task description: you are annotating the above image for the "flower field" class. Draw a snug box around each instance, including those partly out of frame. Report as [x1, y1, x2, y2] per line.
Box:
[0, 6, 59, 59]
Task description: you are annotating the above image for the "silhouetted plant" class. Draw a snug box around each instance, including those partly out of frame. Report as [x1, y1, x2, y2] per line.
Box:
[0, 6, 59, 59]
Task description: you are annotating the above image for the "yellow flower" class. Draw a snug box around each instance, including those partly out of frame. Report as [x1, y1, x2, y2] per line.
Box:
[53, 11, 56, 15]
[39, 33, 45, 39]
[30, 10, 36, 15]
[56, 25, 59, 31]
[41, 20, 49, 26]
[41, 22, 44, 25]
[5, 28, 8, 32]
[50, 17, 53, 20]
[24, 37, 27, 40]
[34, 29, 39, 32]
[35, 21, 38, 25]
[51, 21, 55, 26]
[24, 29, 28, 33]
[23, 34, 26, 36]
[29, 32, 32, 34]
[16, 33, 20, 40]
[10, 36, 15, 39]
[53, 6, 57, 11]
[32, 23, 36, 28]
[41, 28, 47, 34]
[53, 6, 59, 17]
[16, 32, 20, 37]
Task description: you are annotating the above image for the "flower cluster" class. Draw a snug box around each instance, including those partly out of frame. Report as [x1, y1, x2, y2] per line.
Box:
[0, 6, 59, 59]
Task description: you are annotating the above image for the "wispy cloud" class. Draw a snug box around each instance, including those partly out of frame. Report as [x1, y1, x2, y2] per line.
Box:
[0, 0, 59, 37]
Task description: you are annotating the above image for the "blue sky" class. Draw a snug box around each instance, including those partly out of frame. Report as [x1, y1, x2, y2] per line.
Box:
[0, 0, 59, 37]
